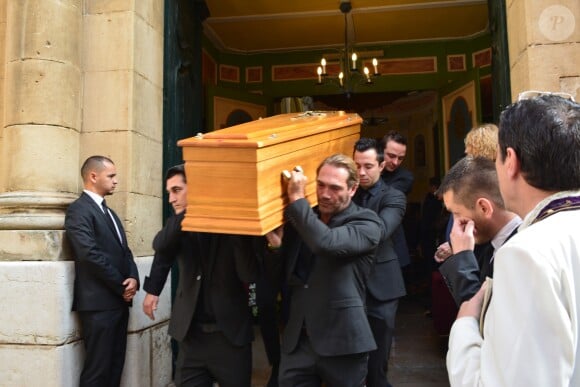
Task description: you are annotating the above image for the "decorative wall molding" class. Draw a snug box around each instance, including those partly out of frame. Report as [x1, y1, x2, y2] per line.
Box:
[271, 56, 437, 82]
[219, 64, 240, 82]
[246, 66, 263, 83]
[472, 48, 492, 68]
[447, 54, 466, 72]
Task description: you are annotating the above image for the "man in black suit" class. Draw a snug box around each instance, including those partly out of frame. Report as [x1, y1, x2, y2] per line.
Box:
[353, 138, 407, 387]
[434, 157, 521, 305]
[142, 164, 257, 387]
[252, 230, 284, 387]
[380, 131, 414, 268]
[278, 154, 384, 387]
[65, 155, 139, 387]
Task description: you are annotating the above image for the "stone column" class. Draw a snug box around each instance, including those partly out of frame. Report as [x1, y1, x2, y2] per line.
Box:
[82, 1, 170, 385]
[0, 0, 84, 385]
[0, 0, 80, 259]
[0, 0, 170, 385]
[0, 0, 5, 191]
[506, 0, 579, 100]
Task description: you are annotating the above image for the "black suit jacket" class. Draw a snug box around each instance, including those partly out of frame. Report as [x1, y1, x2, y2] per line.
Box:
[439, 229, 518, 306]
[353, 179, 407, 302]
[65, 192, 139, 311]
[381, 167, 414, 195]
[144, 212, 257, 345]
[281, 199, 383, 356]
[381, 167, 414, 267]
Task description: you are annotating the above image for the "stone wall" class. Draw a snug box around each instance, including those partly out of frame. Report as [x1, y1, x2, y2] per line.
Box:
[507, 0, 580, 99]
[0, 0, 171, 385]
[0, 0, 5, 193]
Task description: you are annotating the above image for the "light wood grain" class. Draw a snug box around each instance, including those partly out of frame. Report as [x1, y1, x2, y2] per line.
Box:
[178, 111, 361, 235]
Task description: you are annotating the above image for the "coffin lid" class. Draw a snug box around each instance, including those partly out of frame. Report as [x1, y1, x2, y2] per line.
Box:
[178, 111, 361, 149]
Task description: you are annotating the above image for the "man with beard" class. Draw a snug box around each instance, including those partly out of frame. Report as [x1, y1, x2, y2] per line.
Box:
[447, 92, 580, 386]
[278, 154, 383, 387]
[434, 156, 521, 305]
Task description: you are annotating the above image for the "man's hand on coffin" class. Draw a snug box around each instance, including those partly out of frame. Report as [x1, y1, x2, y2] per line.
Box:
[287, 168, 307, 202]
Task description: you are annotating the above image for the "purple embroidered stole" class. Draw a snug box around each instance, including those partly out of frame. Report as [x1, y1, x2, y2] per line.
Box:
[532, 195, 580, 224]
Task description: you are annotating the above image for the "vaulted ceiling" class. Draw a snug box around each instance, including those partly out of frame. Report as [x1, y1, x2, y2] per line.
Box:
[203, 0, 490, 53]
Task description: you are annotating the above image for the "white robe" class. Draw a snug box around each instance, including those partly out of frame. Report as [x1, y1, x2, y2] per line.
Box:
[447, 190, 580, 386]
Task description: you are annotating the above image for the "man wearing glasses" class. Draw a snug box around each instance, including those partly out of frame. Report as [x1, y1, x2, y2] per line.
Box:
[446, 92, 580, 386]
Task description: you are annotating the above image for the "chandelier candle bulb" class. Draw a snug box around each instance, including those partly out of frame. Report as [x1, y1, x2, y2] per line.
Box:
[313, 2, 383, 91]
[364, 67, 371, 83]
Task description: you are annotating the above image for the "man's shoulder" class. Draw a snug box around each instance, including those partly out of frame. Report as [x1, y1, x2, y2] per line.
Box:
[336, 202, 382, 225]
[499, 214, 579, 266]
[377, 181, 406, 198]
[66, 193, 92, 213]
[381, 168, 414, 193]
[368, 180, 406, 205]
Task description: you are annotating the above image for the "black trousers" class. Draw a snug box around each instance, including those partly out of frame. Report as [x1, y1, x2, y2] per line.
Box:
[366, 298, 399, 387]
[78, 308, 129, 387]
[174, 324, 252, 387]
[256, 269, 281, 367]
[279, 335, 368, 387]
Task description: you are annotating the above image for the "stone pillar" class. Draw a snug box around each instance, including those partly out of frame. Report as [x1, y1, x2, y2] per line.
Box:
[506, 0, 580, 100]
[0, 0, 171, 385]
[0, 0, 80, 258]
[82, 1, 169, 385]
[0, 0, 83, 384]
[0, 0, 5, 192]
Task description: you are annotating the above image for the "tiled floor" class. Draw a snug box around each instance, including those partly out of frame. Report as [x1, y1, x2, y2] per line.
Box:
[387, 294, 450, 386]
[251, 293, 451, 386]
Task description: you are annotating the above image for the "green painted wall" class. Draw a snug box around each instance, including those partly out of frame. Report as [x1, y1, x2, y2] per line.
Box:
[203, 33, 492, 102]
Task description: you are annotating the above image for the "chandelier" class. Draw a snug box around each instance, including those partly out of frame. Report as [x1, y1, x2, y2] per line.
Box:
[316, 1, 381, 93]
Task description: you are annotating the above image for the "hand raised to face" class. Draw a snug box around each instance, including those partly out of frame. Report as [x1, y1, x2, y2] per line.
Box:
[449, 216, 475, 254]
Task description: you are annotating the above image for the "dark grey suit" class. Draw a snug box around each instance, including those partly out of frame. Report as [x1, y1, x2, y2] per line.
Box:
[279, 199, 383, 387]
[381, 167, 414, 268]
[353, 179, 406, 387]
[144, 212, 257, 386]
[65, 192, 139, 387]
[440, 229, 517, 306]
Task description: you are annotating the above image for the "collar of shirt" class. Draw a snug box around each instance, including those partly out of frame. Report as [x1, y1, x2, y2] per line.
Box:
[83, 189, 105, 212]
[366, 178, 384, 197]
[521, 189, 580, 231]
[491, 215, 522, 251]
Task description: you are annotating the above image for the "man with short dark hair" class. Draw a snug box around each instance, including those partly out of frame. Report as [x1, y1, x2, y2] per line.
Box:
[143, 164, 257, 387]
[65, 155, 139, 387]
[380, 131, 413, 268]
[278, 154, 384, 387]
[447, 93, 580, 386]
[435, 156, 520, 306]
[353, 138, 406, 387]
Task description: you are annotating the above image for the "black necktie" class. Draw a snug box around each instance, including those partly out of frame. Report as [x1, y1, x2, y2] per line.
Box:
[361, 190, 370, 207]
[102, 199, 121, 242]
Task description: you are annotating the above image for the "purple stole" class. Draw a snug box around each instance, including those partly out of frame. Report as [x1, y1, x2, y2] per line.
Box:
[532, 195, 580, 224]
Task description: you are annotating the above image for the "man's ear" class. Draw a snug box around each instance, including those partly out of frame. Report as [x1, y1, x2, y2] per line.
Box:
[378, 160, 386, 171]
[505, 147, 520, 179]
[349, 182, 359, 197]
[476, 197, 494, 219]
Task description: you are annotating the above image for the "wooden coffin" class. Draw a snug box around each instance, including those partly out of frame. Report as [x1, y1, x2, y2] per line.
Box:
[177, 111, 361, 235]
